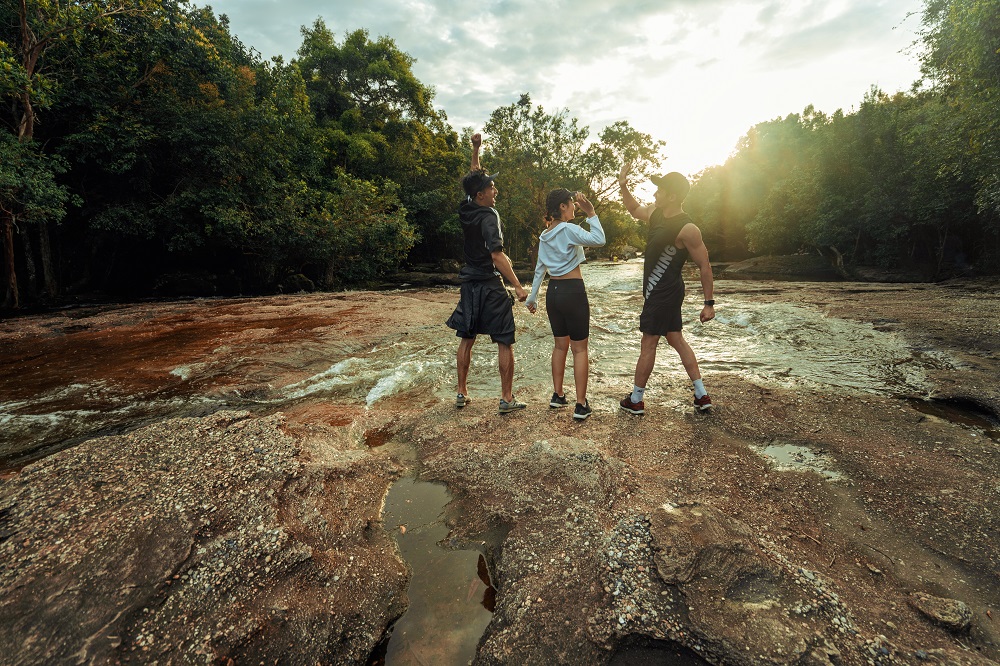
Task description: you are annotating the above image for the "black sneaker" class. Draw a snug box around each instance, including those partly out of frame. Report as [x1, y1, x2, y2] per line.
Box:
[549, 392, 569, 408]
[573, 401, 592, 421]
[456, 393, 469, 408]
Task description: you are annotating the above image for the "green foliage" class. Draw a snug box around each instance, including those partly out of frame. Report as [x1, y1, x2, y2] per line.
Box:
[5, 0, 1000, 308]
[479, 94, 658, 262]
[295, 21, 461, 263]
[0, 134, 76, 224]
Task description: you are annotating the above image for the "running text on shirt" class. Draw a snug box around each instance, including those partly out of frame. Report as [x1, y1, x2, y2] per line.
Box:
[645, 245, 678, 298]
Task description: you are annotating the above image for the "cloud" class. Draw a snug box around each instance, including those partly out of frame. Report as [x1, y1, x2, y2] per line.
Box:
[748, 1, 919, 68]
[199, 0, 924, 171]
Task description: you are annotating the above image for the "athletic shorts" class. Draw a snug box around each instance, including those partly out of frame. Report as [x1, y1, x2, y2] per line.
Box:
[445, 275, 516, 345]
[639, 280, 685, 335]
[545, 278, 589, 341]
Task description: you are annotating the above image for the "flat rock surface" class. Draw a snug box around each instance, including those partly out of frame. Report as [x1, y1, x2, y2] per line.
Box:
[1, 278, 999, 665]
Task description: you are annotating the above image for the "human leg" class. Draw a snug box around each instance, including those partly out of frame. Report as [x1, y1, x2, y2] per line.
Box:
[570, 337, 589, 405]
[666, 331, 713, 411]
[620, 333, 659, 414]
[498, 342, 515, 403]
[633, 333, 661, 389]
[457, 336, 475, 396]
[551, 336, 569, 398]
[665, 331, 701, 381]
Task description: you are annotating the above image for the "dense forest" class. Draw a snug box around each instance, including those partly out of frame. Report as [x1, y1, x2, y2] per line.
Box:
[2, 0, 998, 309]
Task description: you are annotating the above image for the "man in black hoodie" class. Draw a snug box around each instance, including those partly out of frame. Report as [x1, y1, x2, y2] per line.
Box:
[446, 132, 528, 414]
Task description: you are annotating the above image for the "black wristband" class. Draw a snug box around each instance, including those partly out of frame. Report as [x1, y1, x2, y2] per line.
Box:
[704, 300, 715, 306]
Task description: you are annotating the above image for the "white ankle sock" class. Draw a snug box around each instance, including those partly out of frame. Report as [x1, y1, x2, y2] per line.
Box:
[630, 385, 645, 403]
[693, 379, 707, 399]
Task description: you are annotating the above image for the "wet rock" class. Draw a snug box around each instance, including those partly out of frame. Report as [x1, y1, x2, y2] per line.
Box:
[720, 254, 843, 280]
[0, 410, 407, 665]
[908, 592, 973, 633]
[648, 502, 828, 664]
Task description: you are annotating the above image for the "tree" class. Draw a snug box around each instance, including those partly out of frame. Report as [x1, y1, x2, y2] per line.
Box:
[919, 0, 1000, 214]
[0, 0, 159, 306]
[479, 94, 659, 262]
[295, 21, 462, 263]
[0, 134, 75, 306]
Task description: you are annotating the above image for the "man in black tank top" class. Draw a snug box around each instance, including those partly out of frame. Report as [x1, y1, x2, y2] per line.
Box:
[616, 165, 716, 414]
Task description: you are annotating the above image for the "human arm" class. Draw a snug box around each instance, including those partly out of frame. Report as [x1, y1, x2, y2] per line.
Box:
[619, 162, 654, 222]
[491, 250, 527, 301]
[571, 193, 606, 247]
[678, 223, 715, 323]
[471, 133, 482, 172]
[525, 256, 548, 313]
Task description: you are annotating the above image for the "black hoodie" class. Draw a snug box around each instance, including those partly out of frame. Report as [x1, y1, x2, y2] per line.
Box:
[458, 199, 504, 282]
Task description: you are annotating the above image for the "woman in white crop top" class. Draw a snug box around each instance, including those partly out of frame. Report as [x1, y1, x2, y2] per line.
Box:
[526, 188, 606, 420]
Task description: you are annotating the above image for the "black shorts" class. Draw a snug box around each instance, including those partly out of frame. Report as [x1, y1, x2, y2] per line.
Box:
[545, 279, 589, 341]
[445, 276, 516, 345]
[639, 281, 685, 335]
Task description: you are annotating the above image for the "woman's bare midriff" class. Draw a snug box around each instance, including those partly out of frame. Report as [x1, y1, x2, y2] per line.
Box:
[550, 266, 583, 280]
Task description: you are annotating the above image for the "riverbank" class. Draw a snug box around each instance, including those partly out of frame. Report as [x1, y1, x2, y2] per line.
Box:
[1, 278, 998, 665]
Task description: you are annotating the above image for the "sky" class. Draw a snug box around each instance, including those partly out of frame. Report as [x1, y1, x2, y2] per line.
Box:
[199, 0, 928, 177]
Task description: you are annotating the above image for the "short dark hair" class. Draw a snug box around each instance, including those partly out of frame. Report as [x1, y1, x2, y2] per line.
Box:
[462, 169, 496, 198]
[650, 172, 690, 201]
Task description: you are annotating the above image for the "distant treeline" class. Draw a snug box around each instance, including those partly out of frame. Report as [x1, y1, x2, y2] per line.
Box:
[2, 0, 998, 308]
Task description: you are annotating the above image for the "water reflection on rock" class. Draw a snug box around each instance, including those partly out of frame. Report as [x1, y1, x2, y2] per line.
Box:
[375, 476, 493, 666]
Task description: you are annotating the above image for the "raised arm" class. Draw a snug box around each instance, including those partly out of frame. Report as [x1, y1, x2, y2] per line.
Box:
[564, 193, 606, 247]
[619, 162, 654, 222]
[471, 132, 482, 172]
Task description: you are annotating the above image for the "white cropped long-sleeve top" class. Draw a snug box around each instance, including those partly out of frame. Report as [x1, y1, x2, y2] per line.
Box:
[526, 215, 606, 307]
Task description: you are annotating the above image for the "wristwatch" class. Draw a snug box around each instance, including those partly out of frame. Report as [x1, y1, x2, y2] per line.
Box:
[704, 300, 715, 306]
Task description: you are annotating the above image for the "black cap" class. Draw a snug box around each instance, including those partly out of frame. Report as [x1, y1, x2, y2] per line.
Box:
[649, 172, 690, 200]
[462, 170, 498, 197]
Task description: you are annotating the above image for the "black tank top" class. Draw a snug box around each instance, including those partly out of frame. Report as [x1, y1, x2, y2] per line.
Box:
[642, 210, 691, 298]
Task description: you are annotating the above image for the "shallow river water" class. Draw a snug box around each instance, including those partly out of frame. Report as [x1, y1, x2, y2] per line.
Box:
[2, 264, 994, 665]
[0, 261, 963, 468]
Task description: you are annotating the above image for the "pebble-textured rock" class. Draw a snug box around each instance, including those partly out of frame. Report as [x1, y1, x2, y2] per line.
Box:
[0, 410, 408, 665]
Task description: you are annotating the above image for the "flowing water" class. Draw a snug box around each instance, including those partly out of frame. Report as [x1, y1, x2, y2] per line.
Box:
[0, 262, 971, 468]
[0, 266, 991, 661]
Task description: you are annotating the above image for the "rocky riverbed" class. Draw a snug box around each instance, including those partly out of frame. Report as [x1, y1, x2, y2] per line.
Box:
[1, 274, 998, 665]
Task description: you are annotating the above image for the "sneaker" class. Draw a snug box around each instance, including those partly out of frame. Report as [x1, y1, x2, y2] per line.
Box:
[573, 401, 593, 421]
[456, 393, 469, 408]
[694, 394, 713, 412]
[498, 397, 527, 414]
[619, 395, 645, 415]
[549, 392, 569, 408]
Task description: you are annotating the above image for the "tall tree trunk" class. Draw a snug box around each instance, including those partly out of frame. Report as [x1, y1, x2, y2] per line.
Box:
[17, 219, 38, 297]
[38, 220, 57, 298]
[2, 212, 19, 309]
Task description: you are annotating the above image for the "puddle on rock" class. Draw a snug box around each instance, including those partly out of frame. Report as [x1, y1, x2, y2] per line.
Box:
[368, 476, 494, 665]
[908, 398, 1000, 443]
[610, 636, 711, 665]
[753, 440, 843, 480]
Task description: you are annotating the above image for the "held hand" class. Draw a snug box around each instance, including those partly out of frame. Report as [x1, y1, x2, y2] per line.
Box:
[575, 192, 596, 217]
[515, 286, 528, 302]
[700, 305, 715, 323]
[472, 132, 482, 149]
[526, 301, 537, 314]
